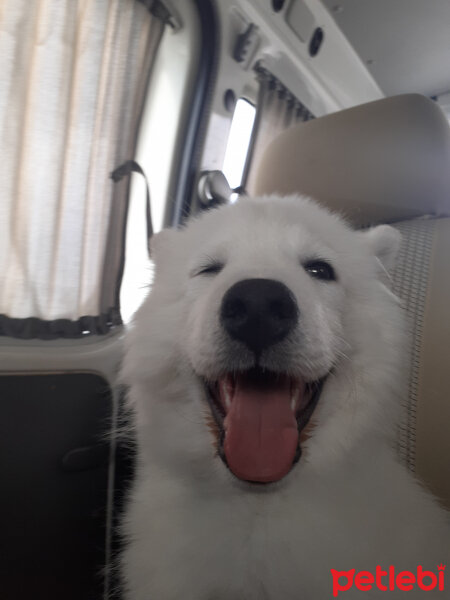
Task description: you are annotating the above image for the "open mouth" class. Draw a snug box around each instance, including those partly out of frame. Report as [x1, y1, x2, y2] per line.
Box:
[205, 367, 325, 484]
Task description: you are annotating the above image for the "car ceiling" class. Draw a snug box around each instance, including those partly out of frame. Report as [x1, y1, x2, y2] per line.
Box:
[320, 0, 450, 98]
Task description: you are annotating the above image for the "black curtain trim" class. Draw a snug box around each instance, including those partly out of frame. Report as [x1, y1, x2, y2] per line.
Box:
[0, 308, 122, 341]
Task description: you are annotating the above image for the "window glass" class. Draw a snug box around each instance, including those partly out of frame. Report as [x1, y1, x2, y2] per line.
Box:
[222, 98, 256, 192]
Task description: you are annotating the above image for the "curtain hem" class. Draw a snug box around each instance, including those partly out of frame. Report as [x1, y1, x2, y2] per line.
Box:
[0, 308, 122, 340]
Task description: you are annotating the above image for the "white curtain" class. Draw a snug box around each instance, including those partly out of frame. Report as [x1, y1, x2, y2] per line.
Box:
[0, 0, 165, 337]
[245, 64, 314, 195]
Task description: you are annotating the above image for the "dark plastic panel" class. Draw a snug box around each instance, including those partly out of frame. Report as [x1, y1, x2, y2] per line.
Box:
[0, 373, 113, 600]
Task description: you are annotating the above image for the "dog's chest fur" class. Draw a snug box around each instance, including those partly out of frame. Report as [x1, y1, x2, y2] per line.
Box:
[123, 449, 448, 600]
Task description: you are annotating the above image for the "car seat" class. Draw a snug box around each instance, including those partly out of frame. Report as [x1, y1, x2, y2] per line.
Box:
[252, 94, 450, 510]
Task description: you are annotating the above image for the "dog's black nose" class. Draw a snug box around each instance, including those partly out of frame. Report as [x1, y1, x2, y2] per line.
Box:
[220, 279, 299, 354]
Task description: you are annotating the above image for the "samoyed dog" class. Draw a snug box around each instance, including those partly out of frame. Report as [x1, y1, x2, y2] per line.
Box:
[120, 196, 448, 599]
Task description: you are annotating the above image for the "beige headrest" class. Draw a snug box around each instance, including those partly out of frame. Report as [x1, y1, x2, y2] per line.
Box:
[253, 94, 450, 226]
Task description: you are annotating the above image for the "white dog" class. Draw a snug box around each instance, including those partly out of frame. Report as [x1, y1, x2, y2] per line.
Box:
[120, 196, 449, 599]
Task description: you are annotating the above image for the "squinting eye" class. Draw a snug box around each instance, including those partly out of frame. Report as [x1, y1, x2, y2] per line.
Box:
[304, 260, 336, 282]
[195, 262, 224, 276]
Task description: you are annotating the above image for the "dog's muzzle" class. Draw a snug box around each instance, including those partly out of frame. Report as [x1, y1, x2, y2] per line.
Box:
[202, 279, 326, 485]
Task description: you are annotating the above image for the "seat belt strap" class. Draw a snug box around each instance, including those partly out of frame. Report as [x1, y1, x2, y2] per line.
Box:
[111, 160, 153, 256]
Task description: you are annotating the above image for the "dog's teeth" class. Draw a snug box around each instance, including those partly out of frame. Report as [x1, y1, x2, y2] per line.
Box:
[221, 382, 232, 409]
[290, 388, 300, 411]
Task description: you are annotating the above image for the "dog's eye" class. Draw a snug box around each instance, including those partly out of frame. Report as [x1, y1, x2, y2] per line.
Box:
[194, 261, 224, 276]
[304, 260, 336, 282]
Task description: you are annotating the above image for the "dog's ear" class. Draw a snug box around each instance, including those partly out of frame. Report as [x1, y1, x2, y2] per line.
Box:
[150, 228, 180, 262]
[360, 225, 401, 271]
[149, 228, 185, 279]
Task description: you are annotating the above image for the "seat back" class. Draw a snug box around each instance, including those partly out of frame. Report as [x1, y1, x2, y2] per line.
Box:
[253, 94, 450, 509]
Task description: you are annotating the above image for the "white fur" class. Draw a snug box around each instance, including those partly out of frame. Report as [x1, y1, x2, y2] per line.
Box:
[120, 196, 449, 599]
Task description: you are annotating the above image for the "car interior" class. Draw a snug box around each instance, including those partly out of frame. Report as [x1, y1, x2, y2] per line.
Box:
[0, 1, 449, 599]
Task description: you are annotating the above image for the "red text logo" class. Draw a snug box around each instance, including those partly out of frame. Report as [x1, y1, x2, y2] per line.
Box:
[331, 565, 445, 597]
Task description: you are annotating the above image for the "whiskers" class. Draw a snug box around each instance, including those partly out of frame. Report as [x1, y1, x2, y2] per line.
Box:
[170, 398, 209, 428]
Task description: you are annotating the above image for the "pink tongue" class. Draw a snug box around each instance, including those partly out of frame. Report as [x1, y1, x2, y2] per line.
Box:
[223, 378, 299, 483]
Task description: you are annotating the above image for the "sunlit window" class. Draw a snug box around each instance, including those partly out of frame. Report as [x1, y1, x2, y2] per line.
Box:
[222, 98, 256, 192]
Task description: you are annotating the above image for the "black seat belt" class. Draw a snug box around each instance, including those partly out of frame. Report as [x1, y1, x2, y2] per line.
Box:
[111, 160, 153, 256]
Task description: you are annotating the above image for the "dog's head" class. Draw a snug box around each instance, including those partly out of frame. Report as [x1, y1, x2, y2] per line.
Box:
[124, 196, 404, 488]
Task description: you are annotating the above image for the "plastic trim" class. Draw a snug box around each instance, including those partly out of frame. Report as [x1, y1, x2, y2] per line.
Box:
[169, 0, 220, 227]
